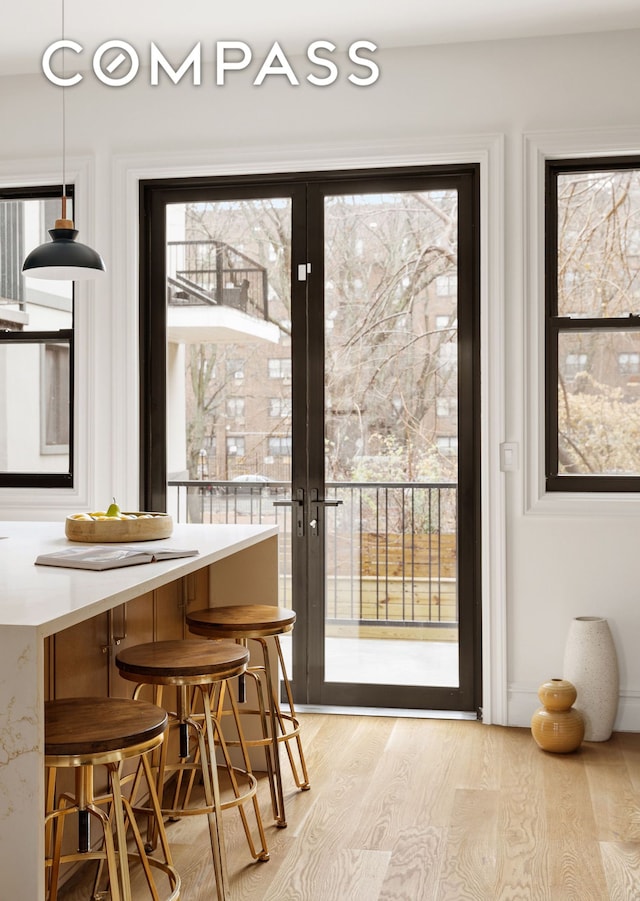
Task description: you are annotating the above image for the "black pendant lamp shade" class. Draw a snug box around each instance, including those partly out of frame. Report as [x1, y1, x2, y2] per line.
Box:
[22, 196, 105, 281]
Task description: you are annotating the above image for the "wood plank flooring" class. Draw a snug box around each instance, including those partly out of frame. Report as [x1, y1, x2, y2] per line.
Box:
[57, 714, 640, 900]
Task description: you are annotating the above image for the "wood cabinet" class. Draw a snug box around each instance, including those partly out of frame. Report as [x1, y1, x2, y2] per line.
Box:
[46, 532, 278, 709]
[46, 569, 211, 852]
[49, 568, 209, 701]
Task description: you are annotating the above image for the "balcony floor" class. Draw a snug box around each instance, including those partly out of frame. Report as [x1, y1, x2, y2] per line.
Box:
[280, 635, 459, 689]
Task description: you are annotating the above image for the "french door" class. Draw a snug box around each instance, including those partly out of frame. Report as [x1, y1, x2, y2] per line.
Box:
[140, 164, 481, 714]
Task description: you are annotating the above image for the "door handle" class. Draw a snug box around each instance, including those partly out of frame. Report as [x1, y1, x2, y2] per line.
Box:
[308, 495, 343, 537]
[272, 488, 305, 537]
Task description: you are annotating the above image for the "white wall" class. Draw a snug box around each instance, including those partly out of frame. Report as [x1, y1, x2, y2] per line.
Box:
[1, 28, 640, 728]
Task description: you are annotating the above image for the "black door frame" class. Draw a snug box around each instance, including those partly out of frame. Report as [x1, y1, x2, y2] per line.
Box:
[139, 163, 482, 714]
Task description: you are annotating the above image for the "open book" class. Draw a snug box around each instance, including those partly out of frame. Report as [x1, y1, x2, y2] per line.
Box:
[35, 545, 199, 571]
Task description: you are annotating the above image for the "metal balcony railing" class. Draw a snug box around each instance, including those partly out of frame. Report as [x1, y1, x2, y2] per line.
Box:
[167, 479, 458, 629]
[166, 240, 269, 322]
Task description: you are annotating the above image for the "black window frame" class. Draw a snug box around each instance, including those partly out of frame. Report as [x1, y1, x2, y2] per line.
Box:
[0, 184, 75, 489]
[546, 156, 640, 492]
[0, 329, 74, 488]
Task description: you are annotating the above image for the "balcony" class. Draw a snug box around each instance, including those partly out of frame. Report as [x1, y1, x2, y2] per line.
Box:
[166, 240, 280, 346]
[168, 479, 458, 636]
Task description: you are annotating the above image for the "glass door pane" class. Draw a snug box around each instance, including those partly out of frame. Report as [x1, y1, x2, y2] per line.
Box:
[163, 196, 294, 609]
[321, 187, 461, 694]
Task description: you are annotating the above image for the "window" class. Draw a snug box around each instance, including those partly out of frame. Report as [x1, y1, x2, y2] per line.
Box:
[268, 358, 291, 379]
[438, 341, 457, 370]
[268, 436, 292, 456]
[563, 352, 588, 378]
[226, 397, 245, 420]
[618, 352, 640, 374]
[0, 186, 74, 488]
[269, 397, 292, 418]
[436, 397, 457, 418]
[435, 274, 457, 296]
[226, 358, 244, 379]
[435, 314, 451, 330]
[546, 158, 640, 490]
[436, 435, 458, 454]
[226, 436, 245, 456]
[41, 342, 70, 452]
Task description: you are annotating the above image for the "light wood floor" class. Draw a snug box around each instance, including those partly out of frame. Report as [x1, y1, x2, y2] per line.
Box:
[57, 713, 640, 900]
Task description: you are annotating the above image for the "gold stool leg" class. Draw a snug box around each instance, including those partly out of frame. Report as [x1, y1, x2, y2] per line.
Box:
[128, 682, 227, 900]
[194, 685, 229, 901]
[108, 763, 133, 901]
[257, 637, 287, 827]
[242, 666, 279, 821]
[274, 635, 310, 791]
[44, 766, 122, 901]
[212, 681, 270, 861]
[113, 753, 181, 901]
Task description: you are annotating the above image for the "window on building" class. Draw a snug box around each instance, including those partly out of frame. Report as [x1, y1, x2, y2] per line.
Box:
[436, 397, 457, 418]
[226, 436, 245, 456]
[546, 157, 640, 490]
[268, 358, 291, 379]
[269, 397, 292, 418]
[563, 353, 588, 378]
[436, 435, 458, 454]
[618, 352, 640, 374]
[435, 314, 451, 330]
[226, 358, 244, 380]
[435, 273, 457, 296]
[226, 397, 245, 420]
[268, 436, 292, 456]
[0, 186, 74, 488]
[438, 341, 457, 370]
[41, 342, 70, 452]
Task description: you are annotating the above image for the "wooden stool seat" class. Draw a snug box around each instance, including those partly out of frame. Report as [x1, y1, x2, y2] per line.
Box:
[45, 696, 179, 901]
[116, 638, 269, 901]
[186, 605, 309, 829]
[186, 604, 296, 640]
[116, 638, 249, 683]
[45, 696, 167, 760]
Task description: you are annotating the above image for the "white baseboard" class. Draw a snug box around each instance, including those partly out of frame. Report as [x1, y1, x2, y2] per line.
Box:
[508, 684, 640, 734]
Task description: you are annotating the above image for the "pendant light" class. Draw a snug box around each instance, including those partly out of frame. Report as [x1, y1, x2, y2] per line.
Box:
[22, 0, 105, 281]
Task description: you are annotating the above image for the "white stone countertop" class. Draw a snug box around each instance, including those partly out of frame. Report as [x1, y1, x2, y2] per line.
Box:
[0, 520, 278, 634]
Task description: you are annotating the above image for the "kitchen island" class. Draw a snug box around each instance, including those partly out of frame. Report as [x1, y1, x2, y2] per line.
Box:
[0, 520, 278, 899]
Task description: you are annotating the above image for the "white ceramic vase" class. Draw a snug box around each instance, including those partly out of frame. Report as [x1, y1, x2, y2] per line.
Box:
[563, 616, 619, 741]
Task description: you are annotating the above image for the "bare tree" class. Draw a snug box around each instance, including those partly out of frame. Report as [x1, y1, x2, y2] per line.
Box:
[176, 190, 461, 481]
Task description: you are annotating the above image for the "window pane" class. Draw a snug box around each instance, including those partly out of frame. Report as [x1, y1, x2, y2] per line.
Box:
[0, 189, 74, 486]
[558, 330, 640, 475]
[323, 186, 461, 689]
[166, 198, 291, 483]
[324, 189, 459, 484]
[0, 337, 71, 474]
[557, 168, 640, 318]
[43, 342, 70, 450]
[0, 196, 72, 332]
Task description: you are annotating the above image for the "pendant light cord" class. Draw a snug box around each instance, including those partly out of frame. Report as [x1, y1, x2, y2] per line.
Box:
[61, 0, 67, 218]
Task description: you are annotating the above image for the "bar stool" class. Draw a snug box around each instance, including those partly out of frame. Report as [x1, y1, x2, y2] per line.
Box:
[185, 604, 310, 828]
[44, 695, 180, 901]
[115, 638, 269, 901]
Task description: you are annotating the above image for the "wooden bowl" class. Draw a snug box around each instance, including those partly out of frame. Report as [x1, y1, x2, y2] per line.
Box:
[65, 512, 173, 543]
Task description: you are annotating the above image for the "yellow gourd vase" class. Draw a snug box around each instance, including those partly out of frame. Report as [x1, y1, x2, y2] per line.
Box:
[531, 678, 585, 753]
